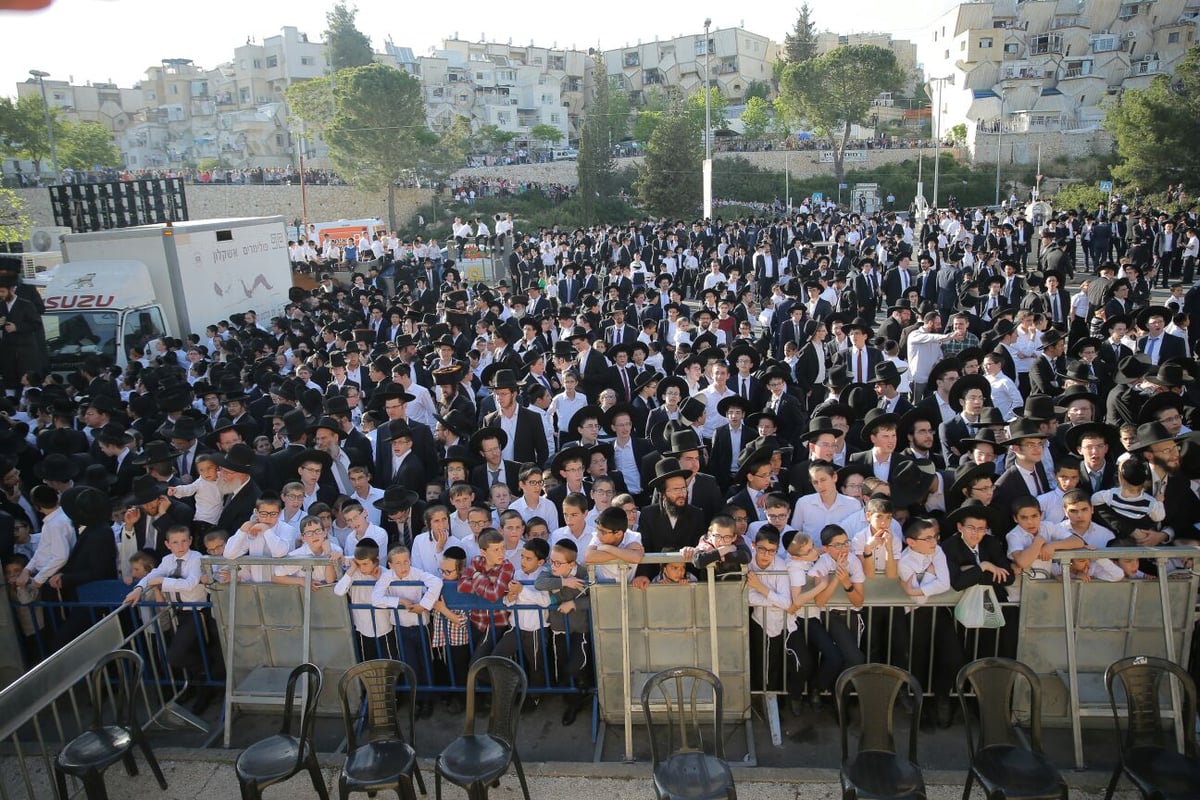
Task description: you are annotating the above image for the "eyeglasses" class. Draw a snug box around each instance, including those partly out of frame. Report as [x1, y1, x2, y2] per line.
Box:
[912, 535, 939, 542]
[440, 568, 458, 575]
[826, 540, 850, 549]
[549, 559, 571, 567]
[300, 465, 322, 474]
[523, 479, 544, 486]
[959, 524, 988, 534]
[284, 493, 304, 500]
[257, 510, 281, 518]
[755, 546, 779, 555]
[592, 488, 614, 495]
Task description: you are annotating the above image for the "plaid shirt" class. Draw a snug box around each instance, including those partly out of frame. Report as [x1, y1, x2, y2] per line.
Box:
[459, 556, 514, 633]
[940, 332, 980, 357]
[430, 608, 470, 649]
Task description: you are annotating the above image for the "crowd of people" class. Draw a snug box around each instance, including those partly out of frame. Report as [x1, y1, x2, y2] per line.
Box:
[2, 193, 1199, 730]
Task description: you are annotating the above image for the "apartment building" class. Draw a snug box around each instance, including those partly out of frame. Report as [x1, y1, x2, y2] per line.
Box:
[921, 0, 1200, 163]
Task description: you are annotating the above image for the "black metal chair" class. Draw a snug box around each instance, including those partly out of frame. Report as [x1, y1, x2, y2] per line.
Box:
[235, 663, 329, 800]
[640, 666, 736, 800]
[337, 659, 426, 800]
[956, 657, 1067, 800]
[836, 663, 926, 800]
[434, 656, 531, 800]
[54, 649, 168, 800]
[1104, 655, 1200, 800]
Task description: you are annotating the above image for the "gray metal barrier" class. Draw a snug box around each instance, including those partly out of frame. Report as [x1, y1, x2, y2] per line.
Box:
[205, 557, 357, 748]
[0, 591, 23, 691]
[1016, 547, 1200, 769]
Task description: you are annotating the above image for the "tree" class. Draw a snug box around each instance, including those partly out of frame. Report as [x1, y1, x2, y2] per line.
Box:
[284, 78, 335, 140]
[631, 111, 663, 146]
[635, 114, 702, 219]
[530, 123, 563, 150]
[578, 53, 618, 224]
[1104, 44, 1200, 191]
[745, 80, 771, 102]
[779, 45, 906, 185]
[59, 121, 121, 170]
[322, 63, 431, 227]
[0, 94, 65, 174]
[324, 2, 374, 71]
[0, 187, 32, 249]
[740, 96, 772, 141]
[783, 3, 819, 64]
[684, 87, 728, 134]
[948, 123, 967, 146]
[476, 124, 516, 152]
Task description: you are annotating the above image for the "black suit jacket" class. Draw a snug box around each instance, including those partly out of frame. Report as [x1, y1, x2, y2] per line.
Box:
[992, 465, 1050, 519]
[709, 424, 752, 493]
[216, 479, 263, 535]
[1029, 354, 1064, 396]
[470, 460, 523, 498]
[575, 346, 611, 402]
[132, 499, 196, 559]
[942, 533, 1015, 603]
[635, 503, 707, 579]
[56, 524, 119, 601]
[481, 408, 550, 468]
[938, 415, 978, 468]
[837, 346, 885, 385]
[1136, 333, 1186, 363]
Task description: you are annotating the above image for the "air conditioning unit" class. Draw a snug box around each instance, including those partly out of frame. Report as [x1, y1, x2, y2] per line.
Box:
[21, 251, 63, 279]
[24, 226, 72, 254]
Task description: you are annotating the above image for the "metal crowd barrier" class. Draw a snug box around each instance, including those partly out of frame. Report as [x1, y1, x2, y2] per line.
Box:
[0, 598, 210, 800]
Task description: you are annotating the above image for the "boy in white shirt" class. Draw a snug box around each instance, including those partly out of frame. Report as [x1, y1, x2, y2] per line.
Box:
[335, 541, 397, 660]
[167, 454, 222, 532]
[746, 526, 810, 718]
[372, 545, 443, 718]
[498, 538, 553, 707]
[806, 525, 867, 712]
[898, 517, 965, 728]
[224, 497, 292, 582]
[509, 465, 559, 528]
[274, 515, 342, 587]
[583, 506, 645, 584]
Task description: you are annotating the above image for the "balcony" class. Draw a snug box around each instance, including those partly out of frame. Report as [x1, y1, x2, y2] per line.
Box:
[1030, 34, 1065, 55]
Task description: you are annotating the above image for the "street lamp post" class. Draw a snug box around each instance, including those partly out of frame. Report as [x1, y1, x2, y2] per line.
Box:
[928, 74, 953, 210]
[702, 18, 713, 222]
[28, 69, 59, 178]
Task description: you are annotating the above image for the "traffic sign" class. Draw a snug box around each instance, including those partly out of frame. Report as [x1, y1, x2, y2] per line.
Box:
[1099, 180, 1113, 192]
[838, 183, 849, 189]
[812, 192, 823, 202]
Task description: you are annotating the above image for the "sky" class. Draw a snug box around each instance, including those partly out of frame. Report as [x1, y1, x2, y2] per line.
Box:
[1, 0, 956, 93]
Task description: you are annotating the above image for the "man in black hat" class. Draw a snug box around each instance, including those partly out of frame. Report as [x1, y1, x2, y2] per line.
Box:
[631, 458, 706, 587]
[1030, 328, 1067, 396]
[1136, 306, 1186, 366]
[992, 419, 1054, 516]
[869, 361, 912, 415]
[120, 475, 195, 559]
[215, 443, 263, 534]
[95, 422, 140, 498]
[481, 368, 548, 468]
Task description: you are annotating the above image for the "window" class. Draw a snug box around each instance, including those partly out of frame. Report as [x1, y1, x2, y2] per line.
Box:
[240, 87, 251, 103]
[548, 55, 564, 70]
[1118, 4, 1140, 20]
[980, 37, 993, 48]
[498, 112, 509, 125]
[253, 59, 262, 69]
[276, 133, 285, 146]
[694, 37, 713, 56]
[550, 114, 561, 124]
[541, 93, 554, 104]
[1168, 32, 1180, 44]
[961, 40, 967, 51]
[266, 55, 278, 68]
[169, 85, 178, 95]
[301, 56, 315, 66]
[1004, 43, 1020, 54]
[624, 51, 640, 67]
[124, 307, 166, 354]
[1092, 35, 1119, 52]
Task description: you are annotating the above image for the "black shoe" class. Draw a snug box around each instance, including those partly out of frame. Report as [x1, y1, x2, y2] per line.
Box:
[561, 702, 579, 726]
[935, 696, 954, 729]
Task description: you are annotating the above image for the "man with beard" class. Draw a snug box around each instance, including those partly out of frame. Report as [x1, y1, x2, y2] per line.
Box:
[1131, 422, 1194, 544]
[631, 458, 706, 586]
[215, 444, 263, 534]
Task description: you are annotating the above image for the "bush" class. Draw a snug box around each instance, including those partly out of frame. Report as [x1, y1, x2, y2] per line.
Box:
[1049, 184, 1108, 211]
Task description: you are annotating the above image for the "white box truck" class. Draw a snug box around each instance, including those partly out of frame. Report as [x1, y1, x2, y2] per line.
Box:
[38, 216, 294, 372]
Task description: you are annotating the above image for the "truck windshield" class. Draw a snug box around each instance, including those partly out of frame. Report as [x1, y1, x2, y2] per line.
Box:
[44, 310, 119, 365]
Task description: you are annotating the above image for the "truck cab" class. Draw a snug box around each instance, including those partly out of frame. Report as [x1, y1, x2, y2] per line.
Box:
[36, 260, 168, 374]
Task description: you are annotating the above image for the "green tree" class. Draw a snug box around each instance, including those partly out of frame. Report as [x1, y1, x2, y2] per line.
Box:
[0, 186, 32, 249]
[59, 121, 121, 170]
[740, 96, 772, 141]
[783, 3, 819, 63]
[324, 2, 374, 71]
[578, 54, 618, 224]
[635, 114, 702, 219]
[631, 110, 663, 146]
[476, 124, 516, 151]
[779, 45, 906, 186]
[323, 63, 430, 227]
[284, 78, 335, 140]
[1104, 44, 1200, 191]
[745, 80, 771, 102]
[530, 123, 564, 150]
[684, 87, 728, 133]
[948, 123, 967, 146]
[0, 94, 65, 174]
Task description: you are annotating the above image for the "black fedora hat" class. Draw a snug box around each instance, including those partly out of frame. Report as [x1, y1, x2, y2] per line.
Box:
[898, 405, 941, 441]
[655, 375, 689, 404]
[60, 486, 111, 527]
[1000, 417, 1050, 445]
[160, 417, 203, 442]
[131, 440, 184, 466]
[468, 425, 508, 454]
[1036, 328, 1067, 350]
[1114, 354, 1153, 385]
[798, 416, 842, 443]
[441, 444, 480, 469]
[34, 453, 81, 482]
[94, 422, 133, 447]
[568, 404, 608, 434]
[293, 447, 333, 473]
[1064, 421, 1119, 453]
[486, 368, 521, 390]
[734, 445, 774, 483]
[647, 457, 693, 491]
[374, 486, 420, 513]
[944, 497, 1007, 534]
[948, 461, 998, 503]
[1137, 392, 1185, 426]
[860, 408, 900, 440]
[957, 428, 1007, 454]
[215, 442, 257, 474]
[1135, 305, 1173, 331]
[204, 418, 258, 448]
[632, 369, 662, 394]
[890, 457, 938, 509]
[126, 475, 168, 506]
[1144, 361, 1194, 389]
[435, 409, 475, 440]
[1019, 394, 1065, 421]
[79, 463, 118, 490]
[663, 428, 705, 457]
[716, 394, 753, 418]
[551, 445, 591, 475]
[948, 373, 991, 411]
[867, 361, 904, 386]
[309, 416, 347, 441]
[1126, 421, 1177, 453]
